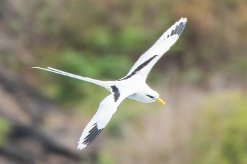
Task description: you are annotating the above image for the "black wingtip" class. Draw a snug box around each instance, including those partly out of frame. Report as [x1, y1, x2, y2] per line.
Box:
[82, 124, 102, 145]
[170, 18, 187, 37]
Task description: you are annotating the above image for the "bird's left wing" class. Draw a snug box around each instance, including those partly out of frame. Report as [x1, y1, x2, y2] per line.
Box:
[77, 91, 128, 150]
[121, 17, 187, 81]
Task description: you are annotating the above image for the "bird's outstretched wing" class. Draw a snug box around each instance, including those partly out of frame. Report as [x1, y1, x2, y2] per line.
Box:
[77, 91, 127, 150]
[120, 17, 187, 81]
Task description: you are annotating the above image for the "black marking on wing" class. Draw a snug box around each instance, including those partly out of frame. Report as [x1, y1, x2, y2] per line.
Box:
[170, 21, 186, 36]
[82, 123, 102, 145]
[111, 85, 120, 102]
[119, 55, 158, 80]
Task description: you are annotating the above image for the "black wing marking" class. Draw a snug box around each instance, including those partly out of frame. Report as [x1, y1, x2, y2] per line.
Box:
[170, 21, 186, 36]
[82, 123, 103, 145]
[111, 85, 120, 102]
[119, 55, 158, 80]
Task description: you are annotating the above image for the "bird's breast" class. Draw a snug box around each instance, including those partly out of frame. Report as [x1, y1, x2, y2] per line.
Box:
[127, 93, 152, 103]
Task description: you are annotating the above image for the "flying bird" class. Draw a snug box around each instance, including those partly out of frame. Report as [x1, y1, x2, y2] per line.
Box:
[33, 17, 187, 150]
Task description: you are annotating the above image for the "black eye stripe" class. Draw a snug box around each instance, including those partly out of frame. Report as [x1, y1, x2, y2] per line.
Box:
[146, 95, 154, 99]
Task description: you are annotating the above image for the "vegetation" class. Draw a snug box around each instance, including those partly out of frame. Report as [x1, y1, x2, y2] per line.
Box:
[0, 117, 10, 146]
[192, 91, 247, 164]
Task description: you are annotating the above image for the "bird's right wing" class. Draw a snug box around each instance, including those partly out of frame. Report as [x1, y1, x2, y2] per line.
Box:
[77, 90, 128, 150]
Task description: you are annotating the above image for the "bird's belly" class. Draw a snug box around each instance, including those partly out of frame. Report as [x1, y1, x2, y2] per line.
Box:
[127, 93, 151, 103]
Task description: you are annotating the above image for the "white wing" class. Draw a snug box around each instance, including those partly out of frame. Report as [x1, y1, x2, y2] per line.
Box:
[120, 17, 187, 81]
[77, 91, 127, 150]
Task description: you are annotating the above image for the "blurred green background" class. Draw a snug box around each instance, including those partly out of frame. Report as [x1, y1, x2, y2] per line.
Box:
[0, 0, 247, 163]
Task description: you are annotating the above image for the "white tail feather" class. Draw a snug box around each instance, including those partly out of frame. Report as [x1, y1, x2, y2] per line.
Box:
[32, 67, 110, 90]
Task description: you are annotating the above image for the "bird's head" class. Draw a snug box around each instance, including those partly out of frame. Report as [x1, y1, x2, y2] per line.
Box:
[145, 89, 166, 105]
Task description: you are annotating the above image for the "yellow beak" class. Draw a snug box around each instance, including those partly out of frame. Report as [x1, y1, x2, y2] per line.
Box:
[155, 97, 166, 105]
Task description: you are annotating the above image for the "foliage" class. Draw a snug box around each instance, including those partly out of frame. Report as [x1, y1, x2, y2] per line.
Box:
[98, 151, 116, 164]
[192, 91, 247, 164]
[0, 117, 10, 146]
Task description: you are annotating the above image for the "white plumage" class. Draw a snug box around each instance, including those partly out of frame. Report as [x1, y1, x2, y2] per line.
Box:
[33, 17, 187, 150]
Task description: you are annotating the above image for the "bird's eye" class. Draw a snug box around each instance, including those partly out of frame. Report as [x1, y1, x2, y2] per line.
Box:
[146, 95, 154, 99]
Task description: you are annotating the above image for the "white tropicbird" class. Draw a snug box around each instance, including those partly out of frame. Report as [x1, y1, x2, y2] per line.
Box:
[33, 17, 187, 150]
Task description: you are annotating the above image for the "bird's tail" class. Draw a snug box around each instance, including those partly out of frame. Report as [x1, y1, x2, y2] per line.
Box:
[32, 67, 111, 91]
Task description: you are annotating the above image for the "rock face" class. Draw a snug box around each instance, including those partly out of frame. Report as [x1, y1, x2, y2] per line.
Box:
[0, 68, 86, 164]
[0, 2, 99, 162]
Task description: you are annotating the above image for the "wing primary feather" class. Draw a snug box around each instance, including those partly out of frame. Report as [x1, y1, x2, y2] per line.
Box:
[174, 24, 180, 34]
[178, 22, 184, 34]
[170, 21, 186, 37]
[174, 23, 180, 34]
[82, 123, 102, 145]
[171, 29, 175, 36]
[177, 22, 186, 35]
[83, 125, 99, 144]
